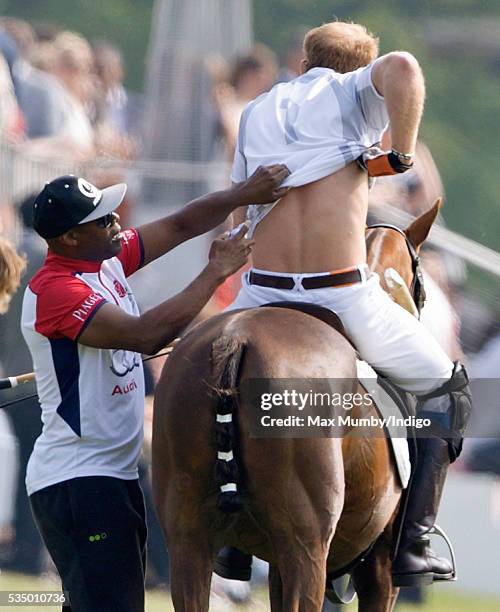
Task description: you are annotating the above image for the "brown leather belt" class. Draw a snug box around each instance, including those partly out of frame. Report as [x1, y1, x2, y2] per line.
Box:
[248, 268, 363, 290]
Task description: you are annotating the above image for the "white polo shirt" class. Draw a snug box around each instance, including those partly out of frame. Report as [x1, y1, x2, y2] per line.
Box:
[231, 61, 389, 235]
[21, 229, 146, 495]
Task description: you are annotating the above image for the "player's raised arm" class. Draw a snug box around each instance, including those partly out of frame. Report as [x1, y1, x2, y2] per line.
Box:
[364, 52, 425, 176]
[78, 224, 253, 354]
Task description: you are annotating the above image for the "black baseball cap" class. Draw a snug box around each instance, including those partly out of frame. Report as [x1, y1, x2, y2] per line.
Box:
[33, 175, 127, 239]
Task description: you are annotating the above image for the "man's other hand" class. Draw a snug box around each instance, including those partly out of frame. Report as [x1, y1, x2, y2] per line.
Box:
[208, 224, 254, 280]
[236, 164, 291, 204]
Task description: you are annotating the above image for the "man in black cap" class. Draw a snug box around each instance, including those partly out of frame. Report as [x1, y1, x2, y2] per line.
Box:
[20, 166, 289, 612]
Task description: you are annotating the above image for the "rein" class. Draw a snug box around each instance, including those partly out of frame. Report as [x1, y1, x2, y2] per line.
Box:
[0, 348, 174, 410]
[366, 223, 426, 316]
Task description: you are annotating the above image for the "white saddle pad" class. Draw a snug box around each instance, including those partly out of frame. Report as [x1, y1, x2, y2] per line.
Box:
[356, 360, 411, 489]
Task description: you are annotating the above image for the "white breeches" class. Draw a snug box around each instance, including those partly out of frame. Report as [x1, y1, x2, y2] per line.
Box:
[226, 269, 454, 395]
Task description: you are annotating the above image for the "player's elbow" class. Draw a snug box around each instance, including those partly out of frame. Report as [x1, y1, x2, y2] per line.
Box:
[137, 327, 173, 356]
[137, 335, 163, 356]
[141, 342, 163, 356]
[383, 51, 421, 79]
[374, 52, 424, 99]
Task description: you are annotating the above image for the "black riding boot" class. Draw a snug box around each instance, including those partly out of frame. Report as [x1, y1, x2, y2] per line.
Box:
[392, 436, 453, 586]
[213, 547, 252, 581]
[392, 363, 472, 587]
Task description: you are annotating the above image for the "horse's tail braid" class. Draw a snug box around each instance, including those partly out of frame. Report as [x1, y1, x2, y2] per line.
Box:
[211, 334, 246, 513]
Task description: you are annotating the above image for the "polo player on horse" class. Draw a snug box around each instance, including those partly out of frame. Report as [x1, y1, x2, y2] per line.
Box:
[214, 21, 472, 588]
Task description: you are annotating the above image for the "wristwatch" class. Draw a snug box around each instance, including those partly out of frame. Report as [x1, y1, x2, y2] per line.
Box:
[391, 148, 414, 165]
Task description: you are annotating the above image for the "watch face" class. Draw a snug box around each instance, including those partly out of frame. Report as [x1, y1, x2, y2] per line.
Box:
[392, 149, 413, 162]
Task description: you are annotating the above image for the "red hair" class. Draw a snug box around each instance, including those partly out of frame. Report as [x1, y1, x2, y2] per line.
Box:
[303, 21, 379, 73]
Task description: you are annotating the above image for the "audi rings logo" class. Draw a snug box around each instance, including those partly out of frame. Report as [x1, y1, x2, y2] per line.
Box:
[110, 349, 140, 377]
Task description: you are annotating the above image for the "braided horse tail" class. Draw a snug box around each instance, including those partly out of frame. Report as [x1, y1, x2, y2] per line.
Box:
[211, 334, 246, 513]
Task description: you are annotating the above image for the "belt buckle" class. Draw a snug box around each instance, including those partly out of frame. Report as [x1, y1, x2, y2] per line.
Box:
[292, 275, 304, 292]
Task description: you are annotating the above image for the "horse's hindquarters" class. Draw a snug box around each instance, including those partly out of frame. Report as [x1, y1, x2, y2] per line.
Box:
[152, 307, 360, 610]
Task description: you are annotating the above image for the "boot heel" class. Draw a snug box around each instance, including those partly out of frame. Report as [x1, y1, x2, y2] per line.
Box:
[392, 572, 434, 588]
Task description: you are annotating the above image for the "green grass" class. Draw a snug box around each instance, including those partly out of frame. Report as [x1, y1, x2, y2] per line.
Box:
[1, 571, 499, 611]
[395, 590, 500, 612]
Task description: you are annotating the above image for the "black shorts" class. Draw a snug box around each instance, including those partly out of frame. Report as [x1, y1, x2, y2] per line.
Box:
[30, 476, 147, 612]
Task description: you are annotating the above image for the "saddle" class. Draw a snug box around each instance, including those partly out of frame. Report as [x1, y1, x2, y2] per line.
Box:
[263, 301, 348, 339]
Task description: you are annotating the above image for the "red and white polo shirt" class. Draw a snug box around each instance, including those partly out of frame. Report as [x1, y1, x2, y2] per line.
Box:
[21, 229, 146, 495]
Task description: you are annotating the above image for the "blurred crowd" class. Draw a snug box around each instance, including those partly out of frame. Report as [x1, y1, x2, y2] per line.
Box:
[0, 16, 498, 607]
[0, 17, 138, 160]
[0, 14, 146, 584]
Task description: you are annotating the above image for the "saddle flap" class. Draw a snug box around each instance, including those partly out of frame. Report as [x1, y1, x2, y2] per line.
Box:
[357, 360, 412, 489]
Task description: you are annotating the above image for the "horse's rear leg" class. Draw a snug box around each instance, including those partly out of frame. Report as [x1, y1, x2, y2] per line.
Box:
[258, 439, 343, 612]
[278, 544, 329, 612]
[158, 492, 213, 612]
[169, 536, 212, 612]
[351, 525, 399, 612]
[267, 536, 330, 612]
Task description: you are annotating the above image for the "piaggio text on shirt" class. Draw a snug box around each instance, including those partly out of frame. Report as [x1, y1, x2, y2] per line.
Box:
[72, 293, 103, 322]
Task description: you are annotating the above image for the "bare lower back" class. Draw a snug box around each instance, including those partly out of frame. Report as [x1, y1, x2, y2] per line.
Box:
[252, 162, 370, 273]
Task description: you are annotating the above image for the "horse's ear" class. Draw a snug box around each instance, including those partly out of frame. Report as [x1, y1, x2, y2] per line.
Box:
[405, 197, 443, 249]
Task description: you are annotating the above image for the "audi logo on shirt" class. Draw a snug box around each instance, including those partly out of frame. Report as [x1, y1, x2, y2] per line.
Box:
[110, 349, 140, 377]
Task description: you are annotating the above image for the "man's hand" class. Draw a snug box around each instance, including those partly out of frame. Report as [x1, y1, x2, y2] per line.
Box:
[208, 223, 254, 280]
[137, 165, 288, 267]
[234, 164, 291, 205]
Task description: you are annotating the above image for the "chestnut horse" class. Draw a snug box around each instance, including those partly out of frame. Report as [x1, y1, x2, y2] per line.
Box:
[152, 201, 441, 611]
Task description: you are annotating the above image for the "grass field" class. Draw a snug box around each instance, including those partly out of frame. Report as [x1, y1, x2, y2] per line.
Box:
[1, 571, 499, 611]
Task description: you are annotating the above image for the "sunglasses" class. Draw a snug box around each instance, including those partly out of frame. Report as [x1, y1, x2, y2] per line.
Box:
[95, 213, 115, 229]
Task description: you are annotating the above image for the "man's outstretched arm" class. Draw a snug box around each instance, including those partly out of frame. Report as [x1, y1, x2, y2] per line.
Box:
[79, 225, 253, 354]
[137, 164, 289, 266]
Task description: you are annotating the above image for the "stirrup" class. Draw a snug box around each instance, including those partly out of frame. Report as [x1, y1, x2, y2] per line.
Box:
[393, 524, 457, 588]
[430, 524, 457, 582]
[325, 574, 356, 605]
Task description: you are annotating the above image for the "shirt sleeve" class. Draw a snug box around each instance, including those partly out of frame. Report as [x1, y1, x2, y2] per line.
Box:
[116, 228, 145, 277]
[348, 61, 389, 132]
[35, 276, 107, 341]
[230, 138, 247, 183]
